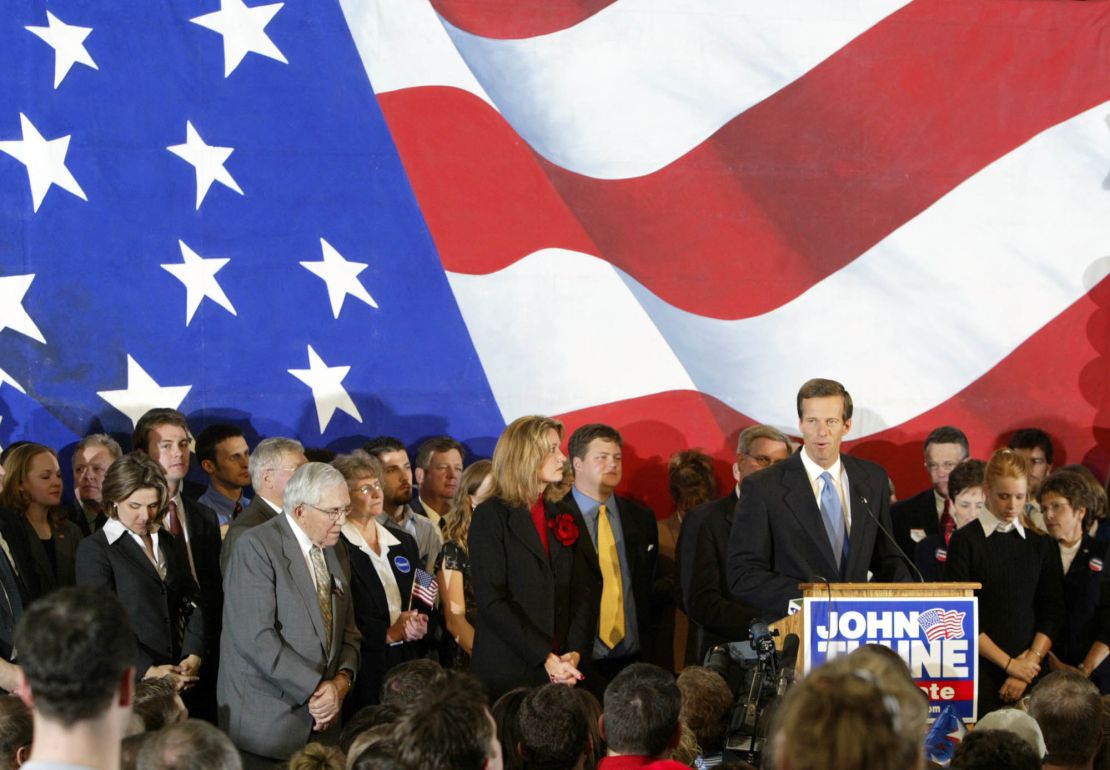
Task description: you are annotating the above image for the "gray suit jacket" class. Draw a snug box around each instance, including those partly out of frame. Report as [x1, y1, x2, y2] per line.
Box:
[217, 514, 360, 760]
[220, 495, 279, 574]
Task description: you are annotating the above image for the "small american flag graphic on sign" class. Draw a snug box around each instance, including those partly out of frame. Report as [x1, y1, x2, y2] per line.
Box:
[917, 608, 966, 642]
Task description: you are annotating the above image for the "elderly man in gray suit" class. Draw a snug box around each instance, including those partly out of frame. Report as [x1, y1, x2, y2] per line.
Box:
[218, 462, 360, 767]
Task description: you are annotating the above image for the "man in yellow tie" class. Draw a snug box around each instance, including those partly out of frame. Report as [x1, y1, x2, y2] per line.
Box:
[560, 424, 658, 695]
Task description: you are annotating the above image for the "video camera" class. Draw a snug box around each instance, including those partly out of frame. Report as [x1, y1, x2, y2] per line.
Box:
[703, 619, 799, 766]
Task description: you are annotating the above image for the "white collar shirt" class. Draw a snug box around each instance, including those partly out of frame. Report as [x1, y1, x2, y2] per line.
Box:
[343, 521, 404, 625]
[285, 513, 326, 591]
[103, 518, 166, 579]
[800, 451, 851, 530]
[978, 508, 1026, 539]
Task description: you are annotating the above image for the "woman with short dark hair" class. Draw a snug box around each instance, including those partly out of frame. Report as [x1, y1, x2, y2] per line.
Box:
[75, 453, 203, 692]
[331, 451, 427, 710]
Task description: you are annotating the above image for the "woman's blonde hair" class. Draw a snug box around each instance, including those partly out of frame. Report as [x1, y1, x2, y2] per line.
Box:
[288, 741, 344, 770]
[442, 459, 491, 551]
[984, 448, 1029, 490]
[489, 416, 564, 508]
[769, 656, 925, 770]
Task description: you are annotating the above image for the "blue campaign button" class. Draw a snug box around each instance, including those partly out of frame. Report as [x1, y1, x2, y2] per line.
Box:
[393, 555, 411, 573]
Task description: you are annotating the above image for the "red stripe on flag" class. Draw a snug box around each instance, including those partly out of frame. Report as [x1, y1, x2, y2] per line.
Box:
[380, 0, 1110, 319]
[430, 0, 617, 39]
[380, 87, 599, 270]
[556, 275, 1110, 516]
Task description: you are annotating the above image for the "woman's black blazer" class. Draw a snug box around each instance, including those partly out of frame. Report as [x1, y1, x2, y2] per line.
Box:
[75, 527, 205, 679]
[468, 496, 595, 698]
[336, 523, 425, 709]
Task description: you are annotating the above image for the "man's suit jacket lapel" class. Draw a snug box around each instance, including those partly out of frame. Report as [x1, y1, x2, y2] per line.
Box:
[324, 546, 346, 659]
[279, 518, 330, 655]
[779, 455, 840, 579]
[843, 456, 878, 580]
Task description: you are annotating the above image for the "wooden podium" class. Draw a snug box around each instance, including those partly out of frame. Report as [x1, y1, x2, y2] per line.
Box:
[769, 582, 980, 675]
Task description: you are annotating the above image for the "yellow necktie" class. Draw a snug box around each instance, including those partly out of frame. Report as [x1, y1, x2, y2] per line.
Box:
[309, 546, 333, 650]
[597, 504, 625, 649]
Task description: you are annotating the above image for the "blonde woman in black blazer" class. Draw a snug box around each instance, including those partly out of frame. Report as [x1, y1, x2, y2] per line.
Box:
[76, 453, 203, 691]
[469, 416, 595, 698]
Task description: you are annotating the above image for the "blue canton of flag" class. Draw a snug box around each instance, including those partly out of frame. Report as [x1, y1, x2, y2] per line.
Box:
[0, 0, 505, 457]
[411, 567, 438, 608]
[925, 704, 968, 766]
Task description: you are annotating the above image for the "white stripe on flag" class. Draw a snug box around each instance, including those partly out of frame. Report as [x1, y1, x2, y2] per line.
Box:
[447, 100, 1110, 436]
[339, 0, 493, 107]
[343, 0, 912, 179]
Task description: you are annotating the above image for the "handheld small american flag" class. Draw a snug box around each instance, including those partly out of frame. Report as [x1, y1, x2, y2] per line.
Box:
[411, 568, 438, 608]
[917, 608, 966, 642]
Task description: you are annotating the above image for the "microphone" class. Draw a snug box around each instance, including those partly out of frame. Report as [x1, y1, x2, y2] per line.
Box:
[857, 490, 926, 583]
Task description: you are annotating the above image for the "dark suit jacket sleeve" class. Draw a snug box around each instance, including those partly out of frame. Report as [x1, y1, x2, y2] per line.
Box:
[728, 477, 807, 617]
[688, 515, 758, 641]
[334, 552, 361, 678]
[75, 534, 114, 591]
[1034, 537, 1065, 644]
[223, 532, 325, 703]
[167, 535, 207, 661]
[565, 539, 597, 659]
[863, 469, 913, 583]
[624, 500, 659, 653]
[469, 503, 553, 668]
[942, 528, 972, 582]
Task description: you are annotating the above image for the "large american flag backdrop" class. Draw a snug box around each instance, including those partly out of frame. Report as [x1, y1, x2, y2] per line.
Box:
[1, 0, 1108, 513]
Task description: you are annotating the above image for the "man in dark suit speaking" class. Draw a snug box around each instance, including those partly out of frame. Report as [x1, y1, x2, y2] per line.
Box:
[727, 378, 910, 618]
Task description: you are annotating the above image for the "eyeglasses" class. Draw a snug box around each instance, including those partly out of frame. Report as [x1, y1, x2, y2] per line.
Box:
[306, 503, 351, 521]
[351, 481, 382, 495]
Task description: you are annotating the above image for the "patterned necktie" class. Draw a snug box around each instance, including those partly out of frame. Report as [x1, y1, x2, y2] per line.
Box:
[940, 499, 956, 545]
[819, 472, 849, 572]
[232, 500, 243, 520]
[167, 499, 183, 538]
[309, 546, 333, 650]
[597, 504, 625, 649]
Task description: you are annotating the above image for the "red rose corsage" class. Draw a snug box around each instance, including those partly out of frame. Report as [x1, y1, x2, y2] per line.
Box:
[548, 513, 579, 547]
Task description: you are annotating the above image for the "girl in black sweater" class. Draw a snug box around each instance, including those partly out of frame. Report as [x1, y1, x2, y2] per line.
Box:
[944, 449, 1064, 718]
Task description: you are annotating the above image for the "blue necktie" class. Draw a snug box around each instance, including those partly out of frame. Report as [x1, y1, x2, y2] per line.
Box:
[819, 471, 849, 574]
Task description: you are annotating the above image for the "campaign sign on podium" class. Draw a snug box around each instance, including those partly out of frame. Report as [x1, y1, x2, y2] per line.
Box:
[803, 596, 978, 721]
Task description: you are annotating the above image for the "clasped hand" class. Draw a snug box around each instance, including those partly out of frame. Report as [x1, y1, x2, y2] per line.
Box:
[144, 655, 202, 692]
[544, 652, 582, 686]
[309, 678, 345, 731]
[386, 610, 428, 644]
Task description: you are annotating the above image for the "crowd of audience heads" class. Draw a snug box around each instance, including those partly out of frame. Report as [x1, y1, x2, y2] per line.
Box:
[2, 391, 1110, 770]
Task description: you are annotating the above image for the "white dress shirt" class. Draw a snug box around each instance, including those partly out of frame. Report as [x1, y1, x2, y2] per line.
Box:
[103, 518, 166, 579]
